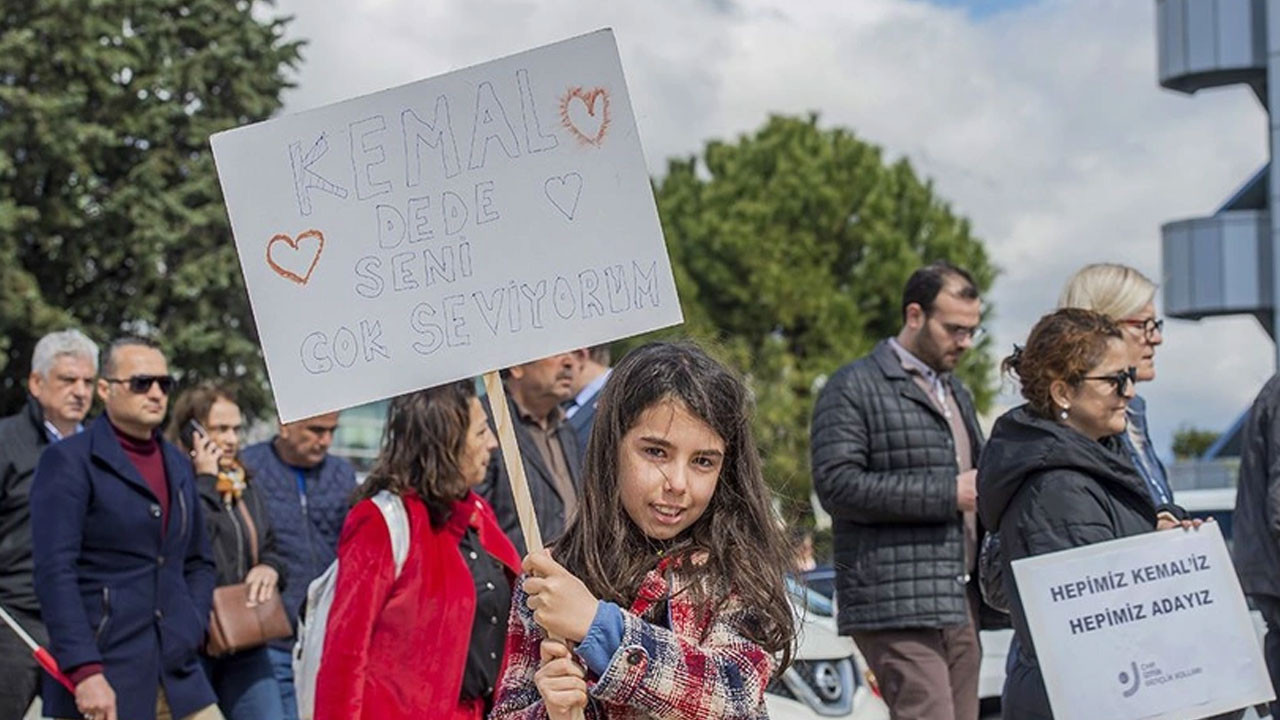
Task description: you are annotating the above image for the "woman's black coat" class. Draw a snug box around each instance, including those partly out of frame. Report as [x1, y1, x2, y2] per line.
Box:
[977, 405, 1156, 718]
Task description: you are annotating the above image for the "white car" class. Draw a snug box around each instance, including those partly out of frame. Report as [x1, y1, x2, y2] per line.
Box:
[977, 627, 1013, 706]
[767, 582, 889, 719]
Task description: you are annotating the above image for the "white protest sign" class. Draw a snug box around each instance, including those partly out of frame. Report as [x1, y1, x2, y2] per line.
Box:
[1012, 523, 1272, 720]
[211, 29, 681, 422]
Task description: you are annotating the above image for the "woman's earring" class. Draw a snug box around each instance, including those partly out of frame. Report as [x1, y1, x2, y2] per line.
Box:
[1059, 406, 1070, 421]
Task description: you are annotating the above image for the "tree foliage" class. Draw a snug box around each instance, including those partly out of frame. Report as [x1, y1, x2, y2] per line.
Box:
[0, 0, 301, 417]
[1172, 425, 1220, 460]
[624, 114, 998, 515]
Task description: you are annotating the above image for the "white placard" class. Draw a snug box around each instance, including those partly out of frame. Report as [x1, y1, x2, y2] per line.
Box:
[1012, 523, 1272, 720]
[211, 29, 681, 422]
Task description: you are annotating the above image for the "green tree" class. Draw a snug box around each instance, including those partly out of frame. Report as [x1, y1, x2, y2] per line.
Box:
[0, 0, 302, 417]
[624, 114, 997, 514]
[1172, 425, 1220, 460]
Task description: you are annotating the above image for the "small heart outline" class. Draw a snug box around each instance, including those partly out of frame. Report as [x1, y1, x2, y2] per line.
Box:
[544, 173, 584, 221]
[266, 229, 325, 285]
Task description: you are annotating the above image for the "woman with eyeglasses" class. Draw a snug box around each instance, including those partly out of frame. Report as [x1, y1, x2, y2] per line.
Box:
[976, 308, 1192, 718]
[168, 382, 285, 720]
[1059, 263, 1182, 526]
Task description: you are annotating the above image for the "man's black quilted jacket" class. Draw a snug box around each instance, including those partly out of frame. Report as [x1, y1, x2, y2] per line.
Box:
[810, 340, 984, 632]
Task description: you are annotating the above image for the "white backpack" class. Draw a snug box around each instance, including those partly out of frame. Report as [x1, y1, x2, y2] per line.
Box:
[293, 491, 410, 720]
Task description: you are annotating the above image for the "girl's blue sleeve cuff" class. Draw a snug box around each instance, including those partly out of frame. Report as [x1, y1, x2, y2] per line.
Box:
[577, 601, 624, 676]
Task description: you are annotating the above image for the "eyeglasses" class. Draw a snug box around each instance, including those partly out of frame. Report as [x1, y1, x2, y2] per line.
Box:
[1119, 317, 1164, 340]
[942, 323, 985, 342]
[105, 375, 176, 394]
[1081, 366, 1137, 397]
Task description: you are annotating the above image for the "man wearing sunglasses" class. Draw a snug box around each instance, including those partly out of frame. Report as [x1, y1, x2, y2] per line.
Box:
[0, 329, 98, 720]
[29, 337, 222, 720]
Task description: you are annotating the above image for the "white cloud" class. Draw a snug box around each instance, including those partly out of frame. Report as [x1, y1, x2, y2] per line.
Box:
[269, 0, 1274, 456]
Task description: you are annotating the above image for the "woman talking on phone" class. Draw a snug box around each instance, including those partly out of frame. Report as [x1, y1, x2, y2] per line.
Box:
[169, 382, 286, 720]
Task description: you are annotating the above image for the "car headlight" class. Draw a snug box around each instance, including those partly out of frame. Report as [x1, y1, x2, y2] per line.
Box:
[766, 657, 857, 716]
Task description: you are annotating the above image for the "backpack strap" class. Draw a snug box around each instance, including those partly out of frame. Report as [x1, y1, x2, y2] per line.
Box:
[370, 490, 410, 578]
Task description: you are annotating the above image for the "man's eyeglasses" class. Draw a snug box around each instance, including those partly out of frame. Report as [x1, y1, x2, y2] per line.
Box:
[942, 323, 985, 342]
[105, 375, 176, 395]
[1081, 366, 1137, 397]
[1119, 317, 1164, 340]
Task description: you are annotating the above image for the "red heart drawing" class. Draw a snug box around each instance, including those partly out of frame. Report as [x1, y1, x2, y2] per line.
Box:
[559, 86, 610, 147]
[266, 229, 325, 285]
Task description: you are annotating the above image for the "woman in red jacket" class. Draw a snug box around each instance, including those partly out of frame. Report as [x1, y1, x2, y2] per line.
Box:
[314, 380, 520, 720]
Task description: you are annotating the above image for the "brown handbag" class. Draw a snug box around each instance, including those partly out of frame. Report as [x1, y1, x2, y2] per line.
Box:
[205, 501, 292, 657]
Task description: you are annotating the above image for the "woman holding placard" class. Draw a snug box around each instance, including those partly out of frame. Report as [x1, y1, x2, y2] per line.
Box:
[977, 309, 1156, 718]
[313, 382, 521, 720]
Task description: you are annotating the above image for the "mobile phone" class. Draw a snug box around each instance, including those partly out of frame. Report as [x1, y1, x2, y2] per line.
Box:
[182, 418, 208, 449]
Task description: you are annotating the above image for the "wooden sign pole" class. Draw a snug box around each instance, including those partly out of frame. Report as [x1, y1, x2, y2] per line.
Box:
[482, 371, 547, 553]
[482, 371, 586, 720]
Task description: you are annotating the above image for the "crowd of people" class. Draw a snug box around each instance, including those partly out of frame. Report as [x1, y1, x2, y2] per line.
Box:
[2, 260, 1279, 720]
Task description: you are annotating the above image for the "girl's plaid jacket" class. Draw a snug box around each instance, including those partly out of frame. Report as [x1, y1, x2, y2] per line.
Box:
[490, 560, 777, 719]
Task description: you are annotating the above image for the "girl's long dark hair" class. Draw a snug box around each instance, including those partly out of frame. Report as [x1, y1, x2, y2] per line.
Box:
[554, 341, 796, 668]
[355, 380, 474, 528]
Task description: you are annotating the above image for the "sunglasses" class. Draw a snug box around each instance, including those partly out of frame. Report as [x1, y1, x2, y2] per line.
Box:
[105, 375, 176, 394]
[1080, 366, 1137, 397]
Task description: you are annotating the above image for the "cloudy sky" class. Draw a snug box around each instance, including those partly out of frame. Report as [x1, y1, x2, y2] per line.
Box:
[269, 0, 1272, 460]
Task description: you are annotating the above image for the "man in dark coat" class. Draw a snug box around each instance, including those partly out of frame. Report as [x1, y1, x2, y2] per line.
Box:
[1234, 373, 1280, 716]
[479, 352, 582, 555]
[810, 262, 985, 720]
[31, 337, 220, 720]
[241, 411, 355, 720]
[0, 329, 97, 719]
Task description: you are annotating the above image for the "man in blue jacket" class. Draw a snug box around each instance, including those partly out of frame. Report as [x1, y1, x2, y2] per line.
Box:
[242, 412, 354, 720]
[30, 337, 220, 720]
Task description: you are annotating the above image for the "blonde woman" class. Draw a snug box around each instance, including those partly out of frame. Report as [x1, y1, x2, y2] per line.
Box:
[1059, 263, 1182, 525]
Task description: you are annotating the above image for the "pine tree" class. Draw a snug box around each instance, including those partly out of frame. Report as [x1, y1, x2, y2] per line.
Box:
[0, 0, 302, 416]
[627, 114, 997, 511]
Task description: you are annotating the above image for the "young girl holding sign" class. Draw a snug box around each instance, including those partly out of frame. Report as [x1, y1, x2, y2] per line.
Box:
[489, 342, 796, 720]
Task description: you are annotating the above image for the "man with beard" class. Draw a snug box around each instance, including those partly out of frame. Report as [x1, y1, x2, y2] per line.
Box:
[478, 352, 582, 555]
[0, 330, 97, 719]
[810, 262, 986, 720]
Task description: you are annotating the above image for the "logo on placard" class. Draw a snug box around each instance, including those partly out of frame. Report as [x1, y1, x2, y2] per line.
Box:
[1118, 659, 1205, 698]
[1119, 662, 1141, 697]
[559, 86, 610, 146]
[266, 229, 325, 285]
